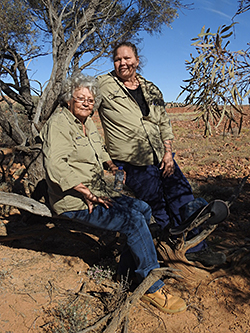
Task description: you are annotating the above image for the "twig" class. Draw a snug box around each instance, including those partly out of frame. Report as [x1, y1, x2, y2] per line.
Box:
[207, 275, 227, 285]
[28, 315, 40, 332]
[182, 225, 217, 253]
[140, 302, 167, 331]
[227, 175, 249, 207]
[195, 281, 202, 296]
[103, 267, 176, 333]
[16, 292, 37, 303]
[123, 316, 129, 333]
[46, 280, 54, 304]
[79, 268, 177, 333]
[0, 150, 6, 182]
[77, 313, 112, 333]
[77, 292, 95, 299]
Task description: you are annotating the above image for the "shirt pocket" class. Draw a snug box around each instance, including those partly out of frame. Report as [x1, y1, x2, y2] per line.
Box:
[73, 134, 89, 147]
[72, 135, 95, 163]
[107, 89, 128, 104]
[89, 130, 102, 144]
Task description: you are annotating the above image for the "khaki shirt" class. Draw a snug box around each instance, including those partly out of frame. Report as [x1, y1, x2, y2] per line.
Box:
[40, 107, 119, 215]
[98, 72, 174, 166]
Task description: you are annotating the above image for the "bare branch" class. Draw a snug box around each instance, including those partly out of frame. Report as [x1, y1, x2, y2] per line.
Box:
[0, 192, 52, 217]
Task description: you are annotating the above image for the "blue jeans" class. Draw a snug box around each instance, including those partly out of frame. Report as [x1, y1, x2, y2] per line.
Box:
[113, 158, 206, 253]
[62, 196, 164, 294]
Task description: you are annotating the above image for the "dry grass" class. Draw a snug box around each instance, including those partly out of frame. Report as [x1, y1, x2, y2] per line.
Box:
[170, 110, 250, 180]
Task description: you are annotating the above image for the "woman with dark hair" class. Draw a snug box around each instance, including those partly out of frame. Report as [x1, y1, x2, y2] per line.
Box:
[98, 42, 226, 267]
[40, 72, 187, 314]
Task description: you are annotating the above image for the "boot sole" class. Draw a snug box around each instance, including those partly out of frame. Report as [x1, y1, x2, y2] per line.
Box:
[141, 295, 187, 314]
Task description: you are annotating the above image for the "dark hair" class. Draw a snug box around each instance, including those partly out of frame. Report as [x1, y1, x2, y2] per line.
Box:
[112, 41, 139, 61]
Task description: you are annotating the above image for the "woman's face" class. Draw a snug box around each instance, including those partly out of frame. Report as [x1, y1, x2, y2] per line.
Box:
[68, 87, 95, 124]
[114, 46, 139, 81]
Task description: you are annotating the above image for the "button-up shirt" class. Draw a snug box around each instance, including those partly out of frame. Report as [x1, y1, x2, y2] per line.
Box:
[40, 107, 119, 215]
[98, 71, 174, 166]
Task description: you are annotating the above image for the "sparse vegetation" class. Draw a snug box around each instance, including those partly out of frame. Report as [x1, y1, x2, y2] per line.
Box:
[0, 108, 250, 333]
[87, 264, 115, 285]
[44, 298, 90, 333]
[171, 107, 250, 179]
[178, 22, 250, 137]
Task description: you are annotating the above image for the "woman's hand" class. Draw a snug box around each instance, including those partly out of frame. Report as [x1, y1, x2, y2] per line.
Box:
[159, 152, 175, 178]
[105, 160, 118, 175]
[74, 183, 113, 214]
[104, 160, 126, 183]
[83, 192, 113, 214]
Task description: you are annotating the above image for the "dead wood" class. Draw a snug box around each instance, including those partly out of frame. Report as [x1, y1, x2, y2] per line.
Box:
[79, 267, 180, 333]
[154, 177, 249, 281]
[180, 176, 248, 236]
[0, 192, 52, 217]
[155, 238, 213, 282]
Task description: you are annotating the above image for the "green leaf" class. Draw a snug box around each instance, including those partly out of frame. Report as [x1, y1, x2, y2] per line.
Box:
[228, 64, 234, 78]
[235, 86, 243, 101]
[198, 25, 206, 37]
[211, 57, 219, 72]
[217, 26, 222, 34]
[243, 89, 250, 98]
[231, 86, 240, 105]
[211, 69, 216, 83]
[216, 104, 226, 128]
[191, 42, 214, 47]
[196, 110, 205, 118]
[221, 31, 233, 39]
[215, 34, 221, 49]
[191, 41, 201, 46]
[220, 25, 232, 34]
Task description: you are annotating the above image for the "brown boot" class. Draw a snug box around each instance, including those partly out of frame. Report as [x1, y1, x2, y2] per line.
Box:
[141, 288, 186, 314]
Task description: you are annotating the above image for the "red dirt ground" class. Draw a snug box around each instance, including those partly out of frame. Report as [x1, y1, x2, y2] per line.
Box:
[0, 107, 250, 332]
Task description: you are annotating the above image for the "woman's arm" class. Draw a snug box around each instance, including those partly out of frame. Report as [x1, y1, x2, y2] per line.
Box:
[159, 140, 175, 177]
[73, 183, 113, 213]
[103, 160, 118, 175]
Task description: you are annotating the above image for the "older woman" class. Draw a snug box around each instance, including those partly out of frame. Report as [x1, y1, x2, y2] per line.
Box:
[98, 42, 226, 267]
[40, 72, 186, 314]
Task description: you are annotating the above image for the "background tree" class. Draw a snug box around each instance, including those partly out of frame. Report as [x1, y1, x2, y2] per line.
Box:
[0, 0, 41, 145]
[0, 0, 186, 193]
[235, 0, 250, 15]
[178, 6, 250, 137]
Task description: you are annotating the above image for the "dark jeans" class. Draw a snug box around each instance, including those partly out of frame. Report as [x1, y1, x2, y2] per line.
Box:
[113, 158, 206, 253]
[62, 196, 164, 294]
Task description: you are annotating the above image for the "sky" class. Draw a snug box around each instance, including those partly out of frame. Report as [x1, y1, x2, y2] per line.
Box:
[28, 0, 250, 102]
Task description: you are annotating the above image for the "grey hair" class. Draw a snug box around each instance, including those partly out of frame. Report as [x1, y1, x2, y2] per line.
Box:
[59, 72, 102, 111]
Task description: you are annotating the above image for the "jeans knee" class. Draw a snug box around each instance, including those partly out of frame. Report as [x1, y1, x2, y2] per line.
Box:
[141, 201, 152, 221]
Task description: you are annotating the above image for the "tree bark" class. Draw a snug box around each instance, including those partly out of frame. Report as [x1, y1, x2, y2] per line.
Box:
[0, 192, 51, 217]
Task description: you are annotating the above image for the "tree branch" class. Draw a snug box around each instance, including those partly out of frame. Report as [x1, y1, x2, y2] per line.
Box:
[0, 192, 52, 217]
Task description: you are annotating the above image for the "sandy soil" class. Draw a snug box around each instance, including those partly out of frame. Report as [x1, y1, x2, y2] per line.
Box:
[0, 107, 250, 333]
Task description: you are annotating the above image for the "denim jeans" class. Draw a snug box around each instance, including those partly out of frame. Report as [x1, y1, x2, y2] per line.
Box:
[62, 195, 164, 294]
[113, 158, 206, 253]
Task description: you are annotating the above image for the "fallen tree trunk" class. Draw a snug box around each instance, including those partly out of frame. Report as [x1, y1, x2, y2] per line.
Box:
[0, 192, 52, 217]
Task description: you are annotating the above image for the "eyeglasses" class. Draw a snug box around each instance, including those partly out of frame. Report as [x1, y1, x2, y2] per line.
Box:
[72, 96, 95, 104]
